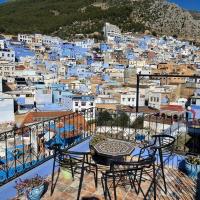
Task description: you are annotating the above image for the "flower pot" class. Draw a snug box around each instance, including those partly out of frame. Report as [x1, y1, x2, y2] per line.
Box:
[27, 184, 44, 200]
[185, 160, 200, 179]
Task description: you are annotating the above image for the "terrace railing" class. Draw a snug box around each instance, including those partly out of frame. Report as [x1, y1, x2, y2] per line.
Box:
[0, 107, 199, 186]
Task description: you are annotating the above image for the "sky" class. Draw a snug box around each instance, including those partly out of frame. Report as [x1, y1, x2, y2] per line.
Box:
[0, 0, 7, 4]
[169, 0, 200, 11]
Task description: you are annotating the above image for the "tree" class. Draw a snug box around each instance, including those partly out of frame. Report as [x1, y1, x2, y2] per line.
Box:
[97, 110, 113, 126]
[114, 111, 130, 128]
[131, 116, 144, 129]
[152, 31, 157, 37]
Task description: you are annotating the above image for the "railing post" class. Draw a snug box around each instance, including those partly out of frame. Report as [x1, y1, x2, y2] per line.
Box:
[136, 74, 140, 113]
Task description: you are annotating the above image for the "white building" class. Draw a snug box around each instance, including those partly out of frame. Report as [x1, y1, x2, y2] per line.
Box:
[15, 69, 43, 82]
[121, 93, 145, 107]
[35, 88, 52, 105]
[0, 49, 15, 62]
[74, 39, 95, 49]
[0, 61, 15, 77]
[0, 93, 15, 124]
[0, 40, 5, 49]
[18, 34, 34, 44]
[72, 95, 95, 112]
[0, 78, 2, 92]
[18, 34, 61, 46]
[148, 86, 175, 109]
[42, 35, 61, 46]
[95, 95, 119, 104]
[103, 22, 121, 39]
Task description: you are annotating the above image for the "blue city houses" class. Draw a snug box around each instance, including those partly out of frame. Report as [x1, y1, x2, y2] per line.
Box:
[67, 65, 93, 79]
[51, 83, 68, 91]
[102, 74, 110, 82]
[125, 50, 135, 60]
[61, 43, 88, 59]
[37, 104, 67, 111]
[10, 44, 35, 61]
[87, 56, 94, 65]
[138, 39, 148, 51]
[67, 66, 78, 77]
[100, 43, 110, 52]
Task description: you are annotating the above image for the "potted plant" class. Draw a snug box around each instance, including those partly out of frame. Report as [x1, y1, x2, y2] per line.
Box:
[15, 175, 47, 200]
[185, 154, 200, 179]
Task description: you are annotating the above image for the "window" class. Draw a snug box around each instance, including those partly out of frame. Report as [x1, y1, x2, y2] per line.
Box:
[128, 98, 131, 102]
[122, 98, 125, 102]
[132, 98, 135, 101]
[75, 102, 78, 106]
[81, 102, 86, 106]
[156, 97, 159, 102]
[90, 102, 93, 106]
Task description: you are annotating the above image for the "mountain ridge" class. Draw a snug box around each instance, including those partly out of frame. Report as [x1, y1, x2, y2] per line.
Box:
[0, 0, 199, 42]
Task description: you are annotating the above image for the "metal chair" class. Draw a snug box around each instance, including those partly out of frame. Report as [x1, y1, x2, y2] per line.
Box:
[51, 144, 98, 200]
[151, 134, 175, 193]
[101, 146, 157, 200]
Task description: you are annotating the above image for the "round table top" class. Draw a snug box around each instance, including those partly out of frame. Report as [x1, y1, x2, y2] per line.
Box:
[93, 139, 135, 157]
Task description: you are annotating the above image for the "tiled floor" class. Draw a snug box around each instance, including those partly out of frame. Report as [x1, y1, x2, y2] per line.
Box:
[42, 166, 197, 200]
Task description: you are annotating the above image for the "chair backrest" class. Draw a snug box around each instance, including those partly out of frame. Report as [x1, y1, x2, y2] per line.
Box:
[151, 134, 175, 156]
[109, 147, 157, 174]
[51, 144, 90, 166]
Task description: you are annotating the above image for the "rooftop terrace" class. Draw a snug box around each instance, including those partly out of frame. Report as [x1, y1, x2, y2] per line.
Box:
[0, 107, 199, 200]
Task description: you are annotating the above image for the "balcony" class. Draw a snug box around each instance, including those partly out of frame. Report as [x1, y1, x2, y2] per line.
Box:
[0, 108, 199, 199]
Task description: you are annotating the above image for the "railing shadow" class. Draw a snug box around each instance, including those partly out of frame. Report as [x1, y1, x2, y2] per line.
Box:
[81, 197, 100, 200]
[195, 172, 200, 200]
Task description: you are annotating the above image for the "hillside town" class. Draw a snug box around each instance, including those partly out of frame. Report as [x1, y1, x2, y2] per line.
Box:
[0, 22, 200, 132]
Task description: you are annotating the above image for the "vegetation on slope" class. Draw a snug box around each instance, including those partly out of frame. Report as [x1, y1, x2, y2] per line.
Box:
[0, 0, 151, 38]
[0, 0, 199, 41]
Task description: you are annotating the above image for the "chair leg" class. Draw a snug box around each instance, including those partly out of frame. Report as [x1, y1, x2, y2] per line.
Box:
[153, 162, 157, 200]
[106, 176, 112, 200]
[159, 150, 167, 193]
[95, 165, 98, 188]
[101, 176, 106, 199]
[77, 158, 85, 200]
[113, 174, 117, 200]
[51, 154, 57, 195]
[70, 158, 74, 181]
[101, 175, 108, 200]
[137, 169, 143, 195]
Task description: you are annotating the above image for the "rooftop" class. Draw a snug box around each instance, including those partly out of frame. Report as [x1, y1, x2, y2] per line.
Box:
[42, 166, 196, 200]
[0, 107, 199, 200]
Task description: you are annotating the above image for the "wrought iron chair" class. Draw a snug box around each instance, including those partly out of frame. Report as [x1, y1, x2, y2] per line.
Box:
[150, 134, 175, 193]
[51, 144, 98, 200]
[101, 146, 157, 200]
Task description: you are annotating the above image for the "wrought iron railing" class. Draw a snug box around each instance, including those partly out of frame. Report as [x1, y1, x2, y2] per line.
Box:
[0, 107, 199, 185]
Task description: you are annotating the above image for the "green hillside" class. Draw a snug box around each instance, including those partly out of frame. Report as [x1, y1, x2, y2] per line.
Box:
[0, 0, 199, 41]
[0, 0, 148, 38]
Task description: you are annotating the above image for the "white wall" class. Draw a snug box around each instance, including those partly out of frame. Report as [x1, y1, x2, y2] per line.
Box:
[72, 100, 95, 112]
[121, 94, 145, 107]
[35, 89, 52, 105]
[0, 49, 15, 62]
[0, 98, 14, 124]
[0, 78, 2, 92]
